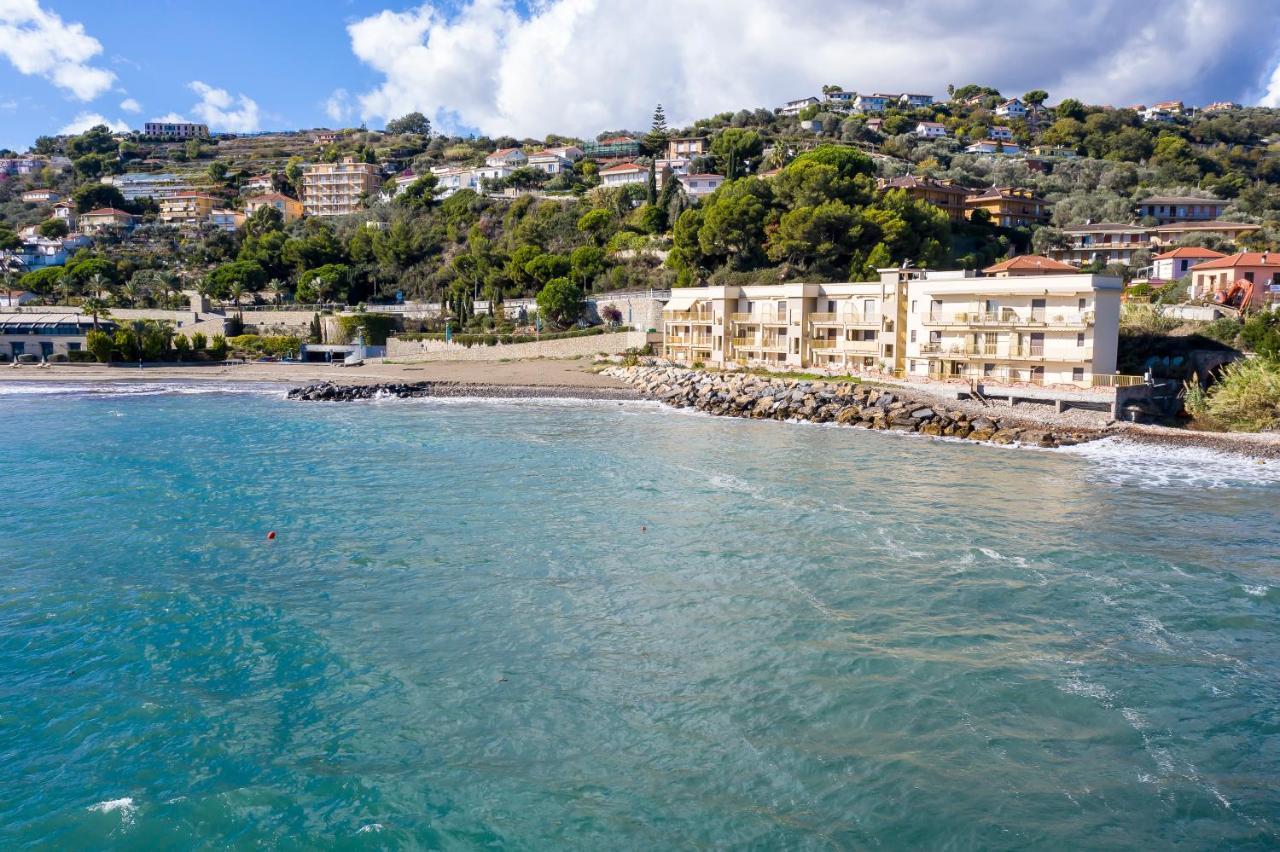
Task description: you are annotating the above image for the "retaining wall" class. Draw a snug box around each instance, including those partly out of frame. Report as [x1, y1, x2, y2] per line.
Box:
[386, 330, 654, 362]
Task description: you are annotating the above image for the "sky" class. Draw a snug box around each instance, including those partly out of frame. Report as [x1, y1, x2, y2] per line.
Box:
[3, 0, 1280, 152]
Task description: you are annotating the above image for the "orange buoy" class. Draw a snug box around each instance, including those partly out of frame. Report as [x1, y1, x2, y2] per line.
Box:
[267, 531, 276, 540]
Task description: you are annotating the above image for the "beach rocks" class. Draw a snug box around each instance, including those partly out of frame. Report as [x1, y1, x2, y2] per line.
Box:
[601, 366, 1101, 450]
[286, 381, 638, 403]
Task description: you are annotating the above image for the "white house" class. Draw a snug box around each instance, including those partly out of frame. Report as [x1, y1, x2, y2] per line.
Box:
[484, 147, 528, 169]
[598, 162, 648, 188]
[854, 93, 891, 113]
[434, 167, 479, 197]
[21, 189, 61, 203]
[779, 96, 819, 116]
[987, 126, 1015, 142]
[677, 173, 725, 199]
[994, 98, 1026, 119]
[654, 157, 691, 177]
[823, 91, 856, 110]
[527, 151, 573, 175]
[965, 141, 1023, 156]
[243, 173, 275, 194]
[899, 93, 934, 108]
[915, 121, 948, 139]
[1148, 247, 1227, 282]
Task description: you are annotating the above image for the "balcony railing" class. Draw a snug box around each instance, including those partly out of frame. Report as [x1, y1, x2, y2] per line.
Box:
[731, 311, 788, 324]
[1091, 373, 1147, 388]
[918, 344, 1053, 360]
[809, 312, 880, 326]
[663, 311, 714, 322]
[923, 311, 1094, 327]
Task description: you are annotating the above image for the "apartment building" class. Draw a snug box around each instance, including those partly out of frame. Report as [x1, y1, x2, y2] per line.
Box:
[914, 121, 948, 139]
[143, 121, 209, 139]
[1134, 196, 1227, 224]
[965, 187, 1051, 227]
[667, 137, 708, 159]
[598, 162, 647, 187]
[103, 172, 196, 201]
[302, 157, 381, 217]
[878, 175, 968, 223]
[987, 126, 1015, 142]
[1049, 223, 1151, 266]
[905, 270, 1120, 387]
[159, 193, 219, 228]
[661, 268, 1122, 389]
[77, 208, 136, 234]
[245, 192, 304, 223]
[677, 173, 725, 198]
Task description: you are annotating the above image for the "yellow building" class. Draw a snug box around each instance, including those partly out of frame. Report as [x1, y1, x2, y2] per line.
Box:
[245, 192, 304, 223]
[964, 186, 1051, 227]
[159, 193, 219, 228]
[302, 157, 381, 217]
[661, 268, 1124, 389]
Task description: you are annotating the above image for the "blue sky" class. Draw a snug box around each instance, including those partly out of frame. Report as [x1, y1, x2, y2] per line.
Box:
[3, 0, 1280, 152]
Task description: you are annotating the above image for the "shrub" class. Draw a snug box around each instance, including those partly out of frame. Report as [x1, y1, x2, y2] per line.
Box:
[190, 331, 208, 351]
[67, 349, 97, 362]
[85, 328, 113, 363]
[1198, 317, 1243, 346]
[1192, 357, 1280, 432]
[209, 334, 228, 360]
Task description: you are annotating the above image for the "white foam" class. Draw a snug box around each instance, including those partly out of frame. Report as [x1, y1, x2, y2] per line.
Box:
[88, 797, 136, 827]
[357, 823, 384, 834]
[0, 381, 286, 398]
[1058, 437, 1280, 489]
[1244, 585, 1269, 597]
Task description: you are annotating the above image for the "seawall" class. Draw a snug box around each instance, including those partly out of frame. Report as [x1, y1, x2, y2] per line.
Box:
[602, 365, 1102, 448]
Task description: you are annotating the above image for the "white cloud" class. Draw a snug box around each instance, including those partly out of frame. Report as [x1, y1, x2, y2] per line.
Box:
[119, 97, 141, 113]
[150, 111, 190, 123]
[186, 80, 261, 132]
[325, 88, 353, 124]
[58, 111, 129, 135]
[1259, 57, 1280, 107]
[0, 0, 116, 100]
[346, 0, 1280, 138]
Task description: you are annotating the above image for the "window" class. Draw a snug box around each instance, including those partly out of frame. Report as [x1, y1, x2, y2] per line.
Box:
[1072, 367, 1085, 382]
[1077, 332, 1085, 347]
[1078, 298, 1087, 311]
[910, 330, 917, 342]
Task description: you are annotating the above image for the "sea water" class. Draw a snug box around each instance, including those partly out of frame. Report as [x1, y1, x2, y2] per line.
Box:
[1, 382, 1278, 848]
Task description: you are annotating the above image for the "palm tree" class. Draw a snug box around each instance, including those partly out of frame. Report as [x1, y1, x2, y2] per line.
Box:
[266, 278, 287, 306]
[87, 272, 111, 303]
[82, 296, 110, 329]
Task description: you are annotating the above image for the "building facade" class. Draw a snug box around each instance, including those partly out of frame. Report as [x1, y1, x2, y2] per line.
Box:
[1189, 253, 1280, 306]
[302, 157, 381, 217]
[159, 193, 219, 228]
[1134, 196, 1227, 224]
[0, 313, 114, 360]
[878, 175, 968, 223]
[143, 121, 209, 139]
[245, 193, 304, 223]
[965, 187, 1050, 227]
[661, 269, 1122, 388]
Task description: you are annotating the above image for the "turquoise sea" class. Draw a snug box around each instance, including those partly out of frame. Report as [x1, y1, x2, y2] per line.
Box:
[1, 382, 1279, 849]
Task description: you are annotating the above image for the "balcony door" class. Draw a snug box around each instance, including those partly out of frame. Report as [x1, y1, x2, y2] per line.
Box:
[1030, 298, 1046, 322]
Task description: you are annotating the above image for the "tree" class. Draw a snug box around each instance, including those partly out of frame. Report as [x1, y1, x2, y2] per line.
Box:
[65, 124, 116, 158]
[296, 264, 350, 304]
[386, 112, 431, 136]
[642, 103, 670, 156]
[86, 329, 113, 363]
[569, 245, 607, 288]
[205, 260, 267, 301]
[577, 208, 614, 244]
[207, 161, 228, 183]
[710, 128, 764, 179]
[395, 174, 441, 209]
[697, 177, 775, 269]
[0, 227, 19, 251]
[1056, 98, 1086, 121]
[525, 253, 571, 286]
[71, 183, 127, 214]
[766, 200, 861, 271]
[38, 219, 69, 239]
[535, 277, 583, 327]
[1023, 90, 1049, 106]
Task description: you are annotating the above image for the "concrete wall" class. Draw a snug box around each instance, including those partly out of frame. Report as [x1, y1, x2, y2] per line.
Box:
[386, 330, 654, 362]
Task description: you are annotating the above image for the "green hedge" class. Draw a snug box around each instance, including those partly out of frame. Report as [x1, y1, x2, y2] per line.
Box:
[337, 313, 398, 345]
[396, 325, 626, 347]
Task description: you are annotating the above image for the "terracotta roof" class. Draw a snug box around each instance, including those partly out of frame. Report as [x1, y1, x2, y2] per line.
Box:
[1152, 247, 1227, 260]
[1063, 222, 1146, 233]
[489, 147, 524, 158]
[881, 175, 966, 194]
[1150, 220, 1259, 232]
[81, 208, 133, 217]
[248, 193, 296, 204]
[678, 173, 724, 180]
[599, 162, 645, 174]
[966, 186, 1047, 203]
[1191, 252, 1280, 271]
[982, 254, 1077, 274]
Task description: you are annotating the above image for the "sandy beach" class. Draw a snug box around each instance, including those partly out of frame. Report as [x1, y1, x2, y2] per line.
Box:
[0, 356, 626, 389]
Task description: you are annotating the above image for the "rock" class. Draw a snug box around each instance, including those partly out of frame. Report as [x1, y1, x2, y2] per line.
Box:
[910, 407, 935, 420]
[919, 422, 944, 436]
[968, 428, 995, 442]
[990, 428, 1022, 445]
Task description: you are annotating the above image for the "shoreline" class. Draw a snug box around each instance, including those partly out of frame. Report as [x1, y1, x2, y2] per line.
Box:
[6, 359, 1278, 460]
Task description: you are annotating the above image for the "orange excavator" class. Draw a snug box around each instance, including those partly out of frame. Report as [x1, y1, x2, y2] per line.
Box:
[1213, 279, 1257, 315]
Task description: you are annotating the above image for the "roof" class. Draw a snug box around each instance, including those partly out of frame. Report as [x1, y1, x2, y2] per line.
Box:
[998, 98, 1023, 107]
[164, 193, 220, 201]
[916, 121, 945, 128]
[2, 290, 32, 298]
[966, 186, 1046, 203]
[1152, 247, 1227, 260]
[678, 173, 724, 180]
[489, 147, 524, 158]
[599, 162, 645, 174]
[0, 313, 110, 330]
[880, 175, 967, 194]
[248, 193, 296, 204]
[248, 173, 273, 181]
[1137, 195, 1225, 206]
[527, 151, 569, 160]
[982, 255, 1077, 274]
[1150, 220, 1259, 232]
[81, 207, 134, 217]
[599, 136, 636, 144]
[1191, 252, 1280, 271]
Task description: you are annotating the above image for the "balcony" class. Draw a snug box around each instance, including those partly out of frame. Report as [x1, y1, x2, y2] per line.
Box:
[663, 311, 714, 323]
[918, 344, 1069, 362]
[809, 312, 880, 327]
[732, 337, 787, 353]
[923, 310, 1094, 328]
[731, 311, 788, 325]
[811, 339, 878, 354]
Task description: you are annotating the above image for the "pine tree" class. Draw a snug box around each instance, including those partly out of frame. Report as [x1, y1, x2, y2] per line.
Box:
[647, 161, 657, 205]
[643, 103, 670, 156]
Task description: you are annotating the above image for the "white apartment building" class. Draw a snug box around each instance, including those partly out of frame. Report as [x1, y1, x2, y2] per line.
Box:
[677, 173, 725, 198]
[994, 98, 1026, 118]
[598, 162, 647, 187]
[662, 269, 1122, 389]
[143, 121, 208, 139]
[302, 157, 381, 217]
[915, 121, 948, 138]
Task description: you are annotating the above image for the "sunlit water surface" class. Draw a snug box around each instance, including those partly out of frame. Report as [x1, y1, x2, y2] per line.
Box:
[1, 382, 1278, 848]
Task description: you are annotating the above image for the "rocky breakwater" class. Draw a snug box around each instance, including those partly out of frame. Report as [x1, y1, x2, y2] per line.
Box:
[287, 381, 639, 402]
[603, 366, 1102, 448]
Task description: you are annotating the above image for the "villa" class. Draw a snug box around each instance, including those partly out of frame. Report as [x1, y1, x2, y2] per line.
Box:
[0, 313, 114, 361]
[598, 162, 648, 188]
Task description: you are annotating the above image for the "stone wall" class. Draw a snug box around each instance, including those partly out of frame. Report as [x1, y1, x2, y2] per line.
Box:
[386, 330, 654, 362]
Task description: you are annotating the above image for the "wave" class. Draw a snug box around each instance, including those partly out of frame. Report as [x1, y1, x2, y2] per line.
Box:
[1057, 437, 1280, 489]
[87, 797, 137, 827]
[0, 381, 288, 398]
